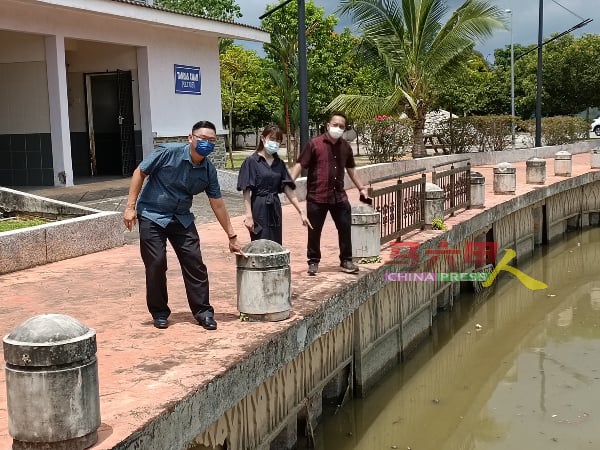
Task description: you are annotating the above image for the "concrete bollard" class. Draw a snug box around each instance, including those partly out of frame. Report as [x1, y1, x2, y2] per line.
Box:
[554, 150, 572, 176]
[351, 204, 380, 260]
[3, 314, 100, 450]
[526, 157, 546, 184]
[493, 162, 516, 194]
[592, 148, 600, 169]
[470, 171, 485, 208]
[236, 239, 291, 322]
[424, 182, 445, 227]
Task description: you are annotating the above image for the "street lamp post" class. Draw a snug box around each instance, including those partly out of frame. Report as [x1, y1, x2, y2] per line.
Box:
[505, 9, 515, 150]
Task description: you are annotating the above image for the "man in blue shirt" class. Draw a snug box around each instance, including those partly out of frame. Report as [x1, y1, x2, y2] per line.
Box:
[123, 120, 243, 330]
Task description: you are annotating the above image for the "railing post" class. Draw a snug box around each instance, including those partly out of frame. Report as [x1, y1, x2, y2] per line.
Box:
[397, 179, 403, 238]
[420, 174, 426, 230]
[450, 164, 456, 215]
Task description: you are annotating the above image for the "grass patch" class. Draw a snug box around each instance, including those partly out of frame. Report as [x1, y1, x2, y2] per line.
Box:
[0, 218, 47, 232]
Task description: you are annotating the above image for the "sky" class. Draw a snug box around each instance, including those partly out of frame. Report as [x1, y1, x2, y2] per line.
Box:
[235, 0, 598, 60]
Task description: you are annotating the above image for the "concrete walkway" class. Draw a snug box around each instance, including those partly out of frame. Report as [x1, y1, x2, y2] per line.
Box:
[1, 153, 598, 449]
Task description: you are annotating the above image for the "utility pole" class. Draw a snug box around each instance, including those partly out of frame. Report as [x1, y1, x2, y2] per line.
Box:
[535, 0, 543, 147]
[505, 9, 515, 150]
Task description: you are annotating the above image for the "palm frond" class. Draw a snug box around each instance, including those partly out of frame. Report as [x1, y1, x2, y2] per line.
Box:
[326, 94, 392, 121]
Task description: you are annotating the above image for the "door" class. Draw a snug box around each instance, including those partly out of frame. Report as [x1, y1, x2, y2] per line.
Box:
[87, 71, 135, 176]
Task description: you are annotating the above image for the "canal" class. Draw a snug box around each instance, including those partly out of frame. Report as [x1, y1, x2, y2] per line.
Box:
[311, 228, 600, 450]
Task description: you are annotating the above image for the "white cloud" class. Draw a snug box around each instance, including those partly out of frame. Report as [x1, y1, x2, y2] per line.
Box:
[236, 0, 598, 59]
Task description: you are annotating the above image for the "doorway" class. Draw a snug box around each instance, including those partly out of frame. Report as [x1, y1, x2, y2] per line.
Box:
[86, 70, 136, 176]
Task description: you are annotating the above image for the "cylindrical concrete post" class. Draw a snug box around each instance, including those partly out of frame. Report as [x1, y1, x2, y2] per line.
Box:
[592, 148, 600, 169]
[4, 314, 100, 450]
[424, 182, 445, 227]
[493, 162, 516, 194]
[236, 239, 291, 321]
[470, 171, 485, 208]
[554, 150, 572, 176]
[526, 157, 546, 184]
[351, 205, 380, 260]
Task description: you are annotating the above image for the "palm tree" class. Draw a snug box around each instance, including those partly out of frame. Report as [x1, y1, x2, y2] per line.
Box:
[328, 0, 506, 158]
[265, 33, 299, 166]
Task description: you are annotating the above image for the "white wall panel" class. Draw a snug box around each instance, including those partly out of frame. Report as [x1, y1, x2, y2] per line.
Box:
[0, 62, 50, 133]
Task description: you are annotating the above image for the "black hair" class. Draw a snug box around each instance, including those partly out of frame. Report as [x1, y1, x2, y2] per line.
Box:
[329, 112, 348, 125]
[256, 125, 284, 152]
[192, 120, 216, 132]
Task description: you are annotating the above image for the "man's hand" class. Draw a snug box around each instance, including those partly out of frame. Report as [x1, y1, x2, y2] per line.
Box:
[299, 211, 313, 230]
[123, 207, 137, 231]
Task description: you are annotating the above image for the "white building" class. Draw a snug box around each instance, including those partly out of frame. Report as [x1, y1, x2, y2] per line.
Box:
[0, 0, 269, 186]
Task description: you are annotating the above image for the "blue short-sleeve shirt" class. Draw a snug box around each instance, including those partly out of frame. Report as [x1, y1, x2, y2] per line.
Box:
[136, 142, 222, 228]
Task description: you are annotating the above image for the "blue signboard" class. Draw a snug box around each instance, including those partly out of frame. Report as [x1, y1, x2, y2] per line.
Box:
[174, 64, 201, 95]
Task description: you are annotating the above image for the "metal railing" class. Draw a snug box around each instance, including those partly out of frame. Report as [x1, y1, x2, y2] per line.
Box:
[368, 170, 426, 244]
[431, 159, 471, 216]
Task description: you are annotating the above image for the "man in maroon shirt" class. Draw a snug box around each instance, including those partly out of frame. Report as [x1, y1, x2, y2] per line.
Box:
[291, 112, 369, 275]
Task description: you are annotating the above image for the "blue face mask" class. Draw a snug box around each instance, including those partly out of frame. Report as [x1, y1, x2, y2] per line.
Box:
[195, 140, 215, 157]
[265, 140, 280, 154]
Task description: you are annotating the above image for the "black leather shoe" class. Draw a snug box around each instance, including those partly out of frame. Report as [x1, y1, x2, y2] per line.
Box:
[199, 316, 217, 330]
[153, 318, 168, 329]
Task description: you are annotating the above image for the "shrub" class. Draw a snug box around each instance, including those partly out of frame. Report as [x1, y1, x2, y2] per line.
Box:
[436, 115, 512, 153]
[469, 116, 512, 152]
[436, 117, 479, 154]
[362, 115, 413, 163]
[521, 116, 589, 146]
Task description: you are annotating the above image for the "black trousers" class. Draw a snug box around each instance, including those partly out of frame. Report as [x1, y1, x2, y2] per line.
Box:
[306, 200, 352, 264]
[138, 216, 213, 321]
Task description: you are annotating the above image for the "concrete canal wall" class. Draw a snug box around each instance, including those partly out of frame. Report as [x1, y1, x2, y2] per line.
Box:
[171, 146, 600, 450]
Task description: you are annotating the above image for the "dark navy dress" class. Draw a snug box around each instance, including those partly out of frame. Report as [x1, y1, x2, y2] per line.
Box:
[237, 152, 296, 244]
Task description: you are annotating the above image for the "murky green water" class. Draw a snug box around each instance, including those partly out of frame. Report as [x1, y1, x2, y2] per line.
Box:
[314, 228, 600, 450]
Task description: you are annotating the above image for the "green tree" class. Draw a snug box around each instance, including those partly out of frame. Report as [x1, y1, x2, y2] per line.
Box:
[263, 33, 300, 165]
[434, 53, 498, 116]
[220, 45, 273, 168]
[156, 0, 241, 21]
[327, 0, 506, 158]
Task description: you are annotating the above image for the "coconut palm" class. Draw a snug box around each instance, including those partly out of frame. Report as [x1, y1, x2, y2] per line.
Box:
[265, 33, 300, 166]
[328, 0, 506, 158]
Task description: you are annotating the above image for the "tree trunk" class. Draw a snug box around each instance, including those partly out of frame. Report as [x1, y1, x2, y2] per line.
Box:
[412, 109, 427, 159]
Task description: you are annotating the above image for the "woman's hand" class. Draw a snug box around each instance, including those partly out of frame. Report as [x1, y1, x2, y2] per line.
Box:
[243, 215, 254, 233]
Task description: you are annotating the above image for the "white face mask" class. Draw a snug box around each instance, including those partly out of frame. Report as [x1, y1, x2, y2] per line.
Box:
[264, 140, 280, 154]
[328, 126, 344, 140]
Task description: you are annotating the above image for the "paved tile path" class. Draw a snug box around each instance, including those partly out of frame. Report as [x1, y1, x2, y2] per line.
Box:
[2, 153, 598, 449]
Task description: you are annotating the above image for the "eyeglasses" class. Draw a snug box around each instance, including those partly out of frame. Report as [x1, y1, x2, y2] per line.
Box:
[329, 122, 346, 129]
[192, 134, 217, 143]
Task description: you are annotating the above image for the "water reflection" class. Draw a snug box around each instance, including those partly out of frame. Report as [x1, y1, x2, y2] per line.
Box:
[314, 228, 600, 450]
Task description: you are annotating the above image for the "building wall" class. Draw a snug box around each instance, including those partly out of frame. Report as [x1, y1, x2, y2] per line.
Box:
[0, 0, 235, 184]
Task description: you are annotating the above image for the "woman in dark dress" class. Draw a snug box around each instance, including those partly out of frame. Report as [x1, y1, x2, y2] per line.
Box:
[237, 126, 311, 245]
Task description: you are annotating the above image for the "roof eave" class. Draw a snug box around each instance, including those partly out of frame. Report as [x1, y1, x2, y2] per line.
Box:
[26, 0, 270, 43]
